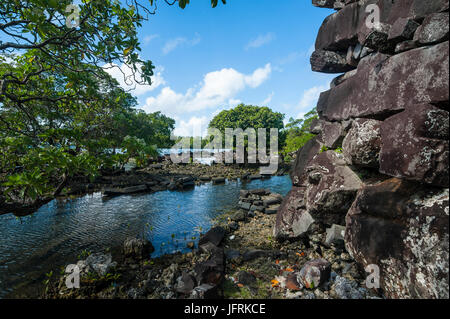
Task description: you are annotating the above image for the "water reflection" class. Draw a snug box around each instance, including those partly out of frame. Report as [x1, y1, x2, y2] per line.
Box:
[0, 175, 291, 298]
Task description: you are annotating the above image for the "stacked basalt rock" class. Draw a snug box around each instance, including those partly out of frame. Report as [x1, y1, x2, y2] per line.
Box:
[275, 0, 449, 299]
[238, 189, 284, 216]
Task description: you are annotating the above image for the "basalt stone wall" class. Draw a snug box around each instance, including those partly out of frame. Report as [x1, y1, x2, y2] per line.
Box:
[275, 0, 449, 298]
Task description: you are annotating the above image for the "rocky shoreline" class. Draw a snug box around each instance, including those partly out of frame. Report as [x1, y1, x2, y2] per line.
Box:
[0, 159, 291, 217]
[43, 188, 381, 300]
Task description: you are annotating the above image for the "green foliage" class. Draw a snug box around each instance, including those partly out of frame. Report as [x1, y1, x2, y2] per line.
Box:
[0, 1, 184, 208]
[320, 145, 328, 153]
[281, 108, 318, 159]
[208, 103, 285, 148]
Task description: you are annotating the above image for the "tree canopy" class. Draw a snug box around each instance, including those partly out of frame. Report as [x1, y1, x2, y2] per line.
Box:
[0, 0, 224, 211]
[281, 108, 318, 160]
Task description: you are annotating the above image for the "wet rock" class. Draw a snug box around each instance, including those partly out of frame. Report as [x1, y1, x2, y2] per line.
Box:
[298, 259, 331, 289]
[414, 12, 449, 45]
[345, 178, 449, 299]
[198, 226, 226, 247]
[274, 187, 315, 240]
[332, 276, 367, 299]
[342, 119, 382, 167]
[123, 237, 155, 261]
[304, 151, 362, 225]
[379, 104, 449, 187]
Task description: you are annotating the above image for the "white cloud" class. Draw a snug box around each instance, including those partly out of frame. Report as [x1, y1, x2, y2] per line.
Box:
[162, 34, 201, 55]
[296, 83, 329, 118]
[298, 84, 328, 109]
[103, 63, 165, 96]
[245, 32, 276, 50]
[143, 34, 159, 45]
[261, 91, 274, 105]
[228, 99, 242, 106]
[173, 116, 210, 137]
[142, 63, 272, 118]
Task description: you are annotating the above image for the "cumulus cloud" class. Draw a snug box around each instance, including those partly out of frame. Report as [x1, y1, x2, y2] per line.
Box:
[142, 63, 272, 118]
[173, 116, 210, 137]
[294, 83, 330, 119]
[245, 32, 276, 50]
[162, 34, 201, 55]
[103, 63, 166, 96]
[143, 34, 159, 45]
[261, 91, 274, 105]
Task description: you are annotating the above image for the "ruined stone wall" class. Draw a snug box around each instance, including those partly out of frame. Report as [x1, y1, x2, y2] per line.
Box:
[275, 0, 449, 298]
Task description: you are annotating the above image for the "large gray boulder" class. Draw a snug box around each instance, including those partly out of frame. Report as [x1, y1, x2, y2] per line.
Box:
[317, 43, 449, 121]
[315, 0, 449, 51]
[379, 104, 449, 187]
[342, 118, 382, 167]
[274, 187, 315, 240]
[345, 178, 449, 299]
[310, 49, 355, 73]
[290, 136, 322, 187]
[414, 12, 449, 45]
[303, 151, 362, 225]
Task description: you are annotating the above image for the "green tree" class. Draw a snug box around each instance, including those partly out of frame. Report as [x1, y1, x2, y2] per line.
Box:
[281, 108, 318, 161]
[208, 103, 285, 148]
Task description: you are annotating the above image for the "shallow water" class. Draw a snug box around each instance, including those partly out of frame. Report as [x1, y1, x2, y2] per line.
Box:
[0, 175, 291, 298]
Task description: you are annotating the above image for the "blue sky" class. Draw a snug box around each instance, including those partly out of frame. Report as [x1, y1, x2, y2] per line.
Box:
[106, 1, 335, 136]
